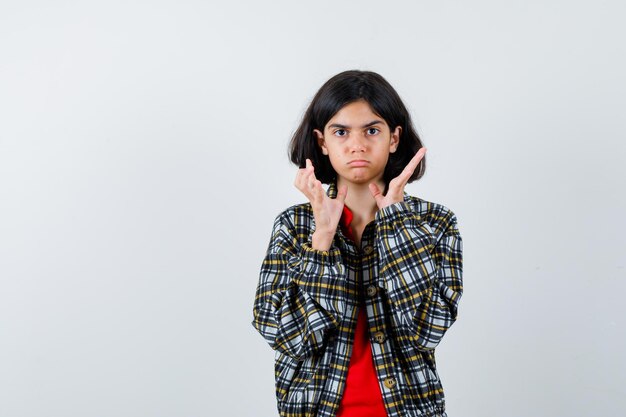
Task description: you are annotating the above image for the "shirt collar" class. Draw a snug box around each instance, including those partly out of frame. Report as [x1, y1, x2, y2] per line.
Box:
[340, 205, 353, 228]
[326, 179, 411, 210]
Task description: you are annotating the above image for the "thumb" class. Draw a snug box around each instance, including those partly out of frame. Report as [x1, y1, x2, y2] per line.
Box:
[336, 185, 348, 204]
[369, 183, 383, 207]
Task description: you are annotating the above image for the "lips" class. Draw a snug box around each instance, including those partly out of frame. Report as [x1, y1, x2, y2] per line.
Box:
[348, 160, 369, 166]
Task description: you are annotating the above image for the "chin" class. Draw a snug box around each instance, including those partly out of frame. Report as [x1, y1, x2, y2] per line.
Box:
[347, 175, 375, 184]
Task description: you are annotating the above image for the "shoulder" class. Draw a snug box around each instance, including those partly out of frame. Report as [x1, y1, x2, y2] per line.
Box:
[271, 201, 315, 234]
[274, 201, 314, 221]
[404, 194, 460, 237]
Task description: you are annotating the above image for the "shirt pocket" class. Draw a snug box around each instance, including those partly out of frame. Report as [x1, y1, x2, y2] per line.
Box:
[398, 347, 444, 409]
[275, 351, 322, 413]
[274, 351, 299, 408]
[423, 350, 446, 408]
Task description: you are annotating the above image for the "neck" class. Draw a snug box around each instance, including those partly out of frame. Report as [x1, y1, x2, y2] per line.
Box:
[337, 177, 386, 224]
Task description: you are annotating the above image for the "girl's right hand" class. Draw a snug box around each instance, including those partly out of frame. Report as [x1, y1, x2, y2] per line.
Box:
[294, 158, 347, 236]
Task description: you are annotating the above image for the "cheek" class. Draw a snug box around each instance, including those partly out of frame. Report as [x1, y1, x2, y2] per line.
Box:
[328, 153, 342, 165]
[326, 142, 345, 156]
[327, 152, 346, 169]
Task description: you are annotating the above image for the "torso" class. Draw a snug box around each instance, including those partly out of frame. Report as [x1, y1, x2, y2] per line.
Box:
[349, 220, 371, 247]
[336, 214, 389, 417]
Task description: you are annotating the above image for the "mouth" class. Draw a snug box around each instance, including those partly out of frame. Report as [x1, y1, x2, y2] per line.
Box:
[348, 160, 370, 166]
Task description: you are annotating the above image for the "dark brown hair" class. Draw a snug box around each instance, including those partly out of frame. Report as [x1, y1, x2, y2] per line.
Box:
[288, 70, 426, 192]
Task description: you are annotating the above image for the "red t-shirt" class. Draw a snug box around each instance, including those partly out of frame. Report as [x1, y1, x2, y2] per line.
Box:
[335, 204, 388, 417]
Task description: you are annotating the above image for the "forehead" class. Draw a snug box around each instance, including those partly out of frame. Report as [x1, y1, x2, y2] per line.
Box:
[326, 100, 387, 126]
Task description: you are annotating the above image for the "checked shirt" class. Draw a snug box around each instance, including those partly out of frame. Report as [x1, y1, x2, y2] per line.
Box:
[252, 180, 463, 417]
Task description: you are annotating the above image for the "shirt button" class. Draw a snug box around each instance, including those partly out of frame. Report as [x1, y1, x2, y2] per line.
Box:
[373, 331, 386, 344]
[384, 377, 397, 389]
[363, 245, 374, 255]
[366, 285, 377, 297]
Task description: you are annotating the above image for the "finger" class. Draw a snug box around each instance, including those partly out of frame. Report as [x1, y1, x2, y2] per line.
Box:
[396, 147, 426, 186]
[386, 163, 415, 197]
[301, 177, 323, 208]
[299, 159, 315, 187]
[307, 175, 316, 192]
[296, 177, 319, 203]
[305, 169, 321, 197]
[336, 184, 348, 204]
[295, 166, 307, 183]
[312, 179, 324, 202]
[307, 158, 318, 180]
[405, 148, 425, 173]
[296, 158, 313, 182]
[369, 182, 383, 207]
[294, 159, 316, 198]
[294, 166, 307, 190]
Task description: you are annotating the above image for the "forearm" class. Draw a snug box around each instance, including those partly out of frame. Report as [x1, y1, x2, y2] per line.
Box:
[375, 201, 463, 351]
[252, 213, 349, 359]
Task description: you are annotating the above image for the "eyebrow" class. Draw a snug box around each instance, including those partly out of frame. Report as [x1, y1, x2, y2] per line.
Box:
[328, 120, 384, 129]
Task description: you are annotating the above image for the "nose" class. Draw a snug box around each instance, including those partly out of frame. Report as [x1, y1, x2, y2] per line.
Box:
[349, 132, 367, 152]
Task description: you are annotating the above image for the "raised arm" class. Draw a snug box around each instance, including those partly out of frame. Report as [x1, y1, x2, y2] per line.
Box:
[251, 210, 349, 361]
[375, 201, 463, 351]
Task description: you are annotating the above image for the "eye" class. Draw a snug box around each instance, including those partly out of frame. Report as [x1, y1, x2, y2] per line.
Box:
[334, 129, 347, 137]
[367, 127, 380, 135]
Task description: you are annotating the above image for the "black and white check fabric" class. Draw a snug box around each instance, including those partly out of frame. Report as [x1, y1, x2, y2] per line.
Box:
[252, 180, 463, 417]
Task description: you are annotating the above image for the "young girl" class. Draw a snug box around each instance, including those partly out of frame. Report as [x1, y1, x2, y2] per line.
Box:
[252, 70, 463, 417]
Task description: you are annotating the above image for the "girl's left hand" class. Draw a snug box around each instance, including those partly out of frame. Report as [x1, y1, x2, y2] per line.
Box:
[369, 147, 427, 210]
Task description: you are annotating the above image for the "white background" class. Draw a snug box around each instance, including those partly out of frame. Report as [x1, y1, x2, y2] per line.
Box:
[1, 1, 624, 416]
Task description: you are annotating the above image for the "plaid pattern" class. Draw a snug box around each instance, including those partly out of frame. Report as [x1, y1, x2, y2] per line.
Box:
[252, 180, 463, 417]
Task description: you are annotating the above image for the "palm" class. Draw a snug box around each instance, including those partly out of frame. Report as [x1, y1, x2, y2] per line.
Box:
[314, 193, 345, 232]
[370, 148, 427, 209]
[294, 158, 347, 235]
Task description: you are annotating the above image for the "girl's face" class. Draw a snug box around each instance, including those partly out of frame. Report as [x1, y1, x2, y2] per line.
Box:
[314, 99, 401, 186]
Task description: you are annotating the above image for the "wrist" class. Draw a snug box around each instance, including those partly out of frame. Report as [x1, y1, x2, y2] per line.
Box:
[312, 229, 335, 251]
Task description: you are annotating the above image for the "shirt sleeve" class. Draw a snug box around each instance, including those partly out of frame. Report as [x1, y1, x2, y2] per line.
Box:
[375, 201, 463, 351]
[251, 210, 349, 361]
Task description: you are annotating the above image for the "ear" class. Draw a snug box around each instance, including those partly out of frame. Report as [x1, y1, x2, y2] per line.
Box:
[314, 129, 329, 155]
[389, 126, 402, 153]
